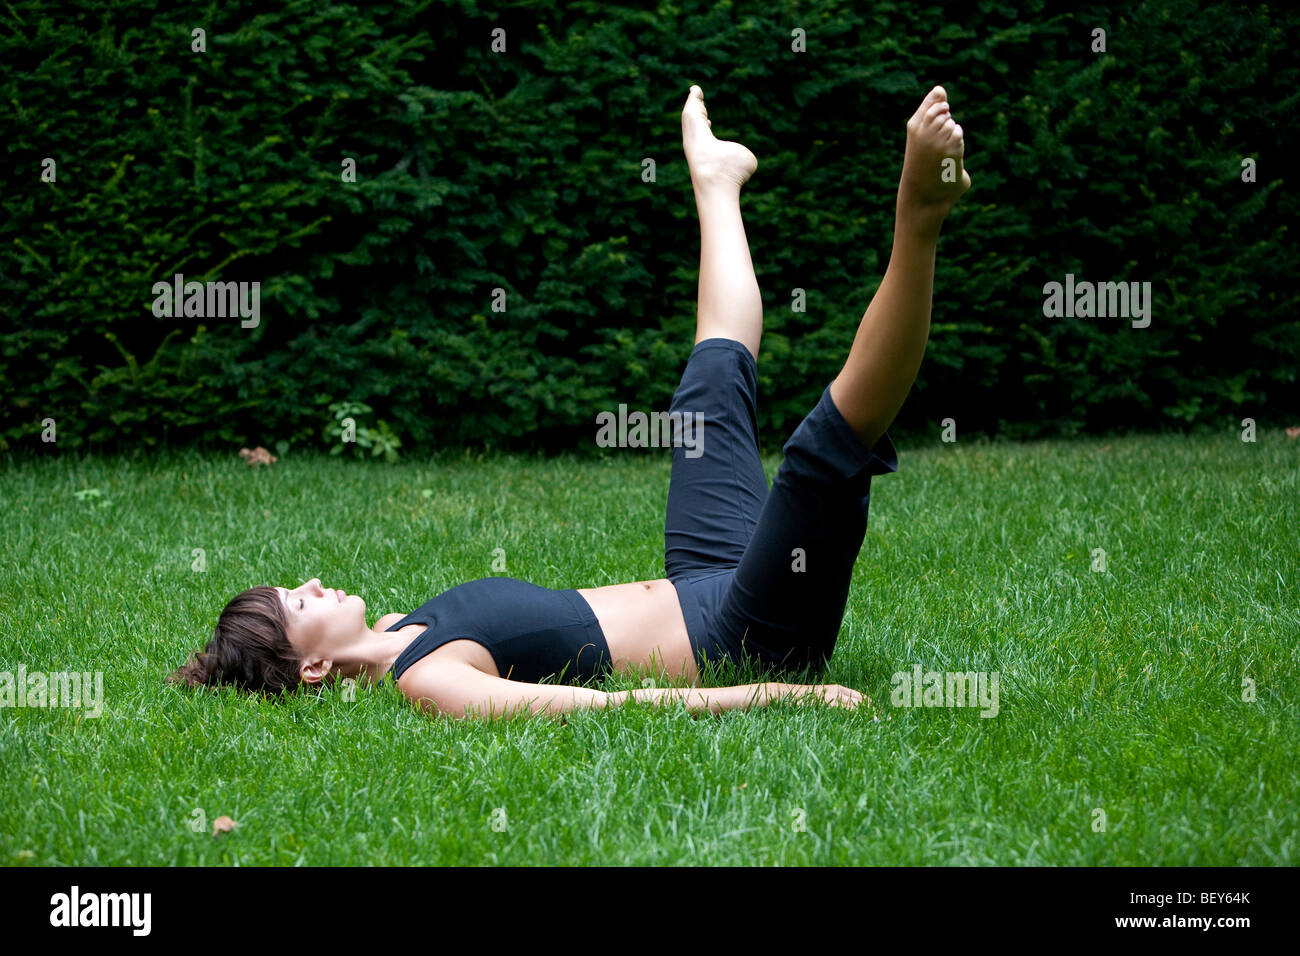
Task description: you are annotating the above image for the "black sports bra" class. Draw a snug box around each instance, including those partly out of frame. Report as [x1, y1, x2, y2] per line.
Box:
[386, 577, 612, 684]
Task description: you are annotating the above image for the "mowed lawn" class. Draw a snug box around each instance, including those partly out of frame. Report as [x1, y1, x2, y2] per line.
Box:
[1, 431, 1296, 865]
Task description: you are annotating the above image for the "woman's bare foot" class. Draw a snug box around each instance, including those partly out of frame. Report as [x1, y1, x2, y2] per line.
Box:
[898, 85, 971, 224]
[682, 84, 757, 191]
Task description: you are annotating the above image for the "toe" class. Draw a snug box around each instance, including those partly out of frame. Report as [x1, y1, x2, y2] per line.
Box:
[923, 100, 951, 127]
[910, 86, 945, 127]
[942, 123, 965, 157]
[919, 85, 947, 110]
[686, 85, 707, 112]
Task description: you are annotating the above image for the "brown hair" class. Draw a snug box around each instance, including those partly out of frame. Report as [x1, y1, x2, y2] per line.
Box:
[168, 586, 312, 695]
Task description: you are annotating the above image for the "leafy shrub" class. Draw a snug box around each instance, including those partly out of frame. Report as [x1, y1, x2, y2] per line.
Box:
[2, 0, 1295, 454]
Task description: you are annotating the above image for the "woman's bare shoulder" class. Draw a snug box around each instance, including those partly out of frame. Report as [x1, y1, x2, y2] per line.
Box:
[373, 612, 407, 632]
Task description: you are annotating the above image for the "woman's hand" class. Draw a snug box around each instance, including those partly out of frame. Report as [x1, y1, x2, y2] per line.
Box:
[781, 682, 874, 713]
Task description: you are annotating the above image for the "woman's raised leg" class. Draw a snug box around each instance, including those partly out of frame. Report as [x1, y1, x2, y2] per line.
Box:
[711, 86, 971, 675]
[663, 86, 768, 579]
[663, 336, 771, 576]
[828, 85, 972, 450]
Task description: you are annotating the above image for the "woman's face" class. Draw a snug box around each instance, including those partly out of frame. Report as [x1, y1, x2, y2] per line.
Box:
[275, 578, 368, 662]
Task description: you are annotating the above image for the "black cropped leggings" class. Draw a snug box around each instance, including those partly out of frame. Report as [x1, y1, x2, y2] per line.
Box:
[664, 338, 899, 676]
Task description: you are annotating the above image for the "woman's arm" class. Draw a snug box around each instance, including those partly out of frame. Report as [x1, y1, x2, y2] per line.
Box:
[397, 659, 868, 720]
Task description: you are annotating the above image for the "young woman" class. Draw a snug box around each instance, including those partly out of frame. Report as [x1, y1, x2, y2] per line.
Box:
[171, 84, 970, 719]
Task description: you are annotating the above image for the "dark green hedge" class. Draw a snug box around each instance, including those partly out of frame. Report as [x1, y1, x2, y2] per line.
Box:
[4, 0, 1295, 454]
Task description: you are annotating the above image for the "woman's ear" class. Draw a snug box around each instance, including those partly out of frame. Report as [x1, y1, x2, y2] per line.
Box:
[299, 657, 332, 685]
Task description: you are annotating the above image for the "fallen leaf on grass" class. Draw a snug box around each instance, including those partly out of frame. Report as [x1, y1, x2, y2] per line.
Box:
[238, 446, 278, 466]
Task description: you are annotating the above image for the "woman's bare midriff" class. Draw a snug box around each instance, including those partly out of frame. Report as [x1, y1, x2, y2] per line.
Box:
[575, 578, 698, 683]
[377, 579, 698, 684]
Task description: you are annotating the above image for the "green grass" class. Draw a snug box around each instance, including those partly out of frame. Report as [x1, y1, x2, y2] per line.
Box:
[1, 432, 1296, 865]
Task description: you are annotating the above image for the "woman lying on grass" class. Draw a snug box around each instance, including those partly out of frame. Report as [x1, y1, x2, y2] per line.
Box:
[171, 84, 970, 719]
